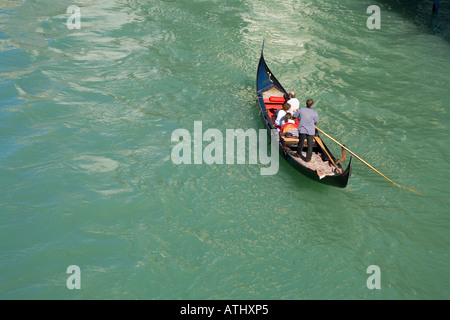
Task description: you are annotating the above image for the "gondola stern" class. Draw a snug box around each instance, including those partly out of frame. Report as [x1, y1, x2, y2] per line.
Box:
[340, 156, 353, 187]
[345, 156, 353, 173]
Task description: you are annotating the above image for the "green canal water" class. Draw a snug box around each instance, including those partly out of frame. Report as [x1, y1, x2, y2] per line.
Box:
[0, 0, 449, 299]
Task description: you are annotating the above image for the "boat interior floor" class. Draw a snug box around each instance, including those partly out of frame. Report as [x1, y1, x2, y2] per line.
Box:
[293, 149, 340, 178]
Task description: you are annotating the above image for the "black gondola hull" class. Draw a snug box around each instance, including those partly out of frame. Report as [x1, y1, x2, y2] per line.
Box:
[256, 46, 352, 188]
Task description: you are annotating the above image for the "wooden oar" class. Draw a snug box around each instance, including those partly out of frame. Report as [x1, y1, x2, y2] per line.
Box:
[316, 127, 420, 194]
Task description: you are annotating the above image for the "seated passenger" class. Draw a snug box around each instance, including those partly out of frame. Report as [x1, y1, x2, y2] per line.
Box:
[281, 113, 295, 126]
[286, 91, 300, 114]
[275, 103, 291, 128]
[280, 114, 299, 137]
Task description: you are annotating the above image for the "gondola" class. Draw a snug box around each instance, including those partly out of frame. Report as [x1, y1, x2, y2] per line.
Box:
[256, 44, 352, 188]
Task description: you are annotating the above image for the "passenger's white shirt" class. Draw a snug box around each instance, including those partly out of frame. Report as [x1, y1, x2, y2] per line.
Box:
[282, 119, 296, 126]
[287, 98, 300, 114]
[275, 109, 287, 127]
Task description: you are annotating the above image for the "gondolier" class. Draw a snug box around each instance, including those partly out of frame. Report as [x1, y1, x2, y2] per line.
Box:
[293, 99, 318, 162]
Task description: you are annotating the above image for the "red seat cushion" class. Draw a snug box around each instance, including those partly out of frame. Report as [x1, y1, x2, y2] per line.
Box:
[269, 96, 286, 103]
[266, 104, 283, 110]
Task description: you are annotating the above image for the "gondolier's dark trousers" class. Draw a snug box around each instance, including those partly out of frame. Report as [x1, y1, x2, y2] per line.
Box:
[297, 134, 314, 162]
